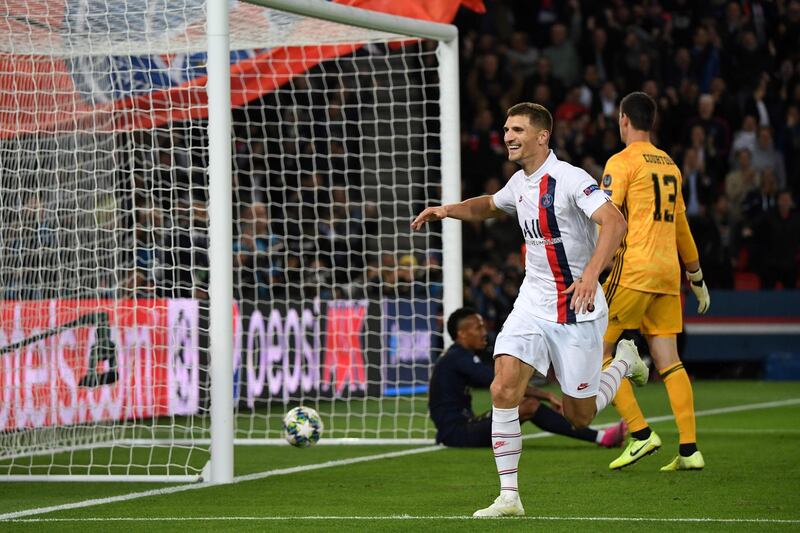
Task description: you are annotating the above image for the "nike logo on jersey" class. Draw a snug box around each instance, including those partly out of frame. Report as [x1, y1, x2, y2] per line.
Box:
[577, 383, 589, 391]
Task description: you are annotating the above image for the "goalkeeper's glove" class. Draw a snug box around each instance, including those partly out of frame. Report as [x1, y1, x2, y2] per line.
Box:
[686, 268, 710, 314]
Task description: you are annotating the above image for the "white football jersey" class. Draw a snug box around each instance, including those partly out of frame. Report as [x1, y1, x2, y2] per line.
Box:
[493, 150, 611, 324]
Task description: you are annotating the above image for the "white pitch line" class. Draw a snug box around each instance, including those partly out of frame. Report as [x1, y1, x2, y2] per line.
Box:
[653, 428, 800, 435]
[0, 446, 443, 521]
[4, 516, 800, 524]
[522, 397, 800, 440]
[628, 397, 800, 424]
[2, 397, 799, 522]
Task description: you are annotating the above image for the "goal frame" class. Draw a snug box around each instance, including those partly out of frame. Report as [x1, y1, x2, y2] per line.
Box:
[0, 0, 462, 484]
[205, 0, 462, 484]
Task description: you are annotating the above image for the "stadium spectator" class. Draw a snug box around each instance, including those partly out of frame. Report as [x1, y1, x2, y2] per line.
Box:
[725, 149, 761, 222]
[682, 147, 715, 219]
[686, 93, 731, 166]
[580, 27, 614, 83]
[743, 167, 780, 219]
[396, 254, 426, 300]
[689, 25, 721, 93]
[781, 105, 800, 192]
[693, 194, 737, 290]
[233, 202, 282, 301]
[464, 108, 506, 189]
[543, 17, 582, 88]
[429, 308, 627, 449]
[523, 57, 564, 108]
[316, 186, 365, 282]
[62, 0, 799, 325]
[730, 115, 759, 165]
[503, 31, 539, 79]
[750, 126, 787, 188]
[687, 123, 724, 183]
[754, 191, 800, 289]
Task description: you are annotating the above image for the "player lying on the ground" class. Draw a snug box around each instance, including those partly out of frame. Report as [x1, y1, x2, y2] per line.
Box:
[429, 308, 627, 449]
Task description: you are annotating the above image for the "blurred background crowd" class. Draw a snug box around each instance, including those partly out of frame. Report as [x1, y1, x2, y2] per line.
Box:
[72, 0, 799, 337]
[454, 0, 800, 340]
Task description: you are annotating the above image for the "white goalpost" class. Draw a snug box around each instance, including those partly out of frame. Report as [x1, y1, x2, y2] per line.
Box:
[0, 0, 461, 482]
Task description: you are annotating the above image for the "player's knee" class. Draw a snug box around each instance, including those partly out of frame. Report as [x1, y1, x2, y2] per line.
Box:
[490, 379, 522, 407]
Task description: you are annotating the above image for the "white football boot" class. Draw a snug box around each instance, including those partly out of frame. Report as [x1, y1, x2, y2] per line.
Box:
[472, 492, 525, 517]
[614, 339, 649, 387]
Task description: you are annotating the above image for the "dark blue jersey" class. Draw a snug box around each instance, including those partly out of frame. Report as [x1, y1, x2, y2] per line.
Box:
[428, 343, 494, 439]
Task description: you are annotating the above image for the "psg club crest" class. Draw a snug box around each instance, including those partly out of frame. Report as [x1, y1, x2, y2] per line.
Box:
[540, 193, 554, 208]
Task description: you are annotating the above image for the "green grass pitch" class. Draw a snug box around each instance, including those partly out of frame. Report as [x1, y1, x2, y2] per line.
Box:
[1, 380, 799, 532]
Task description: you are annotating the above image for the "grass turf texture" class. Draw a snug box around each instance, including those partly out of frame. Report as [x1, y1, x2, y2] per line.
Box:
[1, 380, 798, 532]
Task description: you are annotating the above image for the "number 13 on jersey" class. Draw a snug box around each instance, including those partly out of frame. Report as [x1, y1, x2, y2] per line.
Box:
[651, 173, 677, 222]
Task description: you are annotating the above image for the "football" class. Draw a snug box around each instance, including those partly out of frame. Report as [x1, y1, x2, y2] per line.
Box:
[282, 406, 324, 447]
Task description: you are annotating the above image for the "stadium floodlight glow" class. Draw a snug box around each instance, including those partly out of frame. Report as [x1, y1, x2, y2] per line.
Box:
[0, 0, 460, 482]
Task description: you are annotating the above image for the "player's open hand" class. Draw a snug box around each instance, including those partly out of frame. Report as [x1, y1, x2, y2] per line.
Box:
[562, 277, 597, 314]
[411, 206, 448, 230]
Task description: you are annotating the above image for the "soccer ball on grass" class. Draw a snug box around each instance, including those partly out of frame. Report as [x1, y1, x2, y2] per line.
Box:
[282, 406, 323, 447]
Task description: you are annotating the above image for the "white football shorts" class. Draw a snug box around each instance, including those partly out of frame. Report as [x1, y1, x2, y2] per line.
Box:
[493, 306, 607, 399]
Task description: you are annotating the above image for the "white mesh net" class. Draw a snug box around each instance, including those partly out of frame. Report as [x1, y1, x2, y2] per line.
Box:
[0, 0, 447, 479]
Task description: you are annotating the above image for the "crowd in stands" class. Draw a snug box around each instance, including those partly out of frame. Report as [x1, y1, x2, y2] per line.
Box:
[455, 0, 800, 322]
[112, 0, 800, 320]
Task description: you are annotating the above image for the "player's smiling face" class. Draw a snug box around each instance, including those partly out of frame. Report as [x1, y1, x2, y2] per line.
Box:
[504, 114, 548, 171]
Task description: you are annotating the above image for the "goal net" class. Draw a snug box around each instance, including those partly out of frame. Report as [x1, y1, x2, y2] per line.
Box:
[0, 0, 460, 480]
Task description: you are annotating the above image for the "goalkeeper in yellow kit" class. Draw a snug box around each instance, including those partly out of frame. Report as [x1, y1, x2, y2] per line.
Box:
[600, 92, 710, 471]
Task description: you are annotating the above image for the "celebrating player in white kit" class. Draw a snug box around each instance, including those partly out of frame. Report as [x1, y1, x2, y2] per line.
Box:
[411, 103, 648, 517]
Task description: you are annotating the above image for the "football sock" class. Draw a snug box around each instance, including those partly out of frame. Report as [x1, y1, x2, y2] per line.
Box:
[530, 403, 598, 443]
[660, 362, 697, 451]
[631, 427, 652, 440]
[603, 356, 649, 433]
[595, 359, 627, 412]
[680, 443, 698, 456]
[491, 405, 522, 495]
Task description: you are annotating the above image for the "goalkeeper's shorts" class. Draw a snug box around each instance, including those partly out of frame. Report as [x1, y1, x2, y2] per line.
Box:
[603, 286, 682, 342]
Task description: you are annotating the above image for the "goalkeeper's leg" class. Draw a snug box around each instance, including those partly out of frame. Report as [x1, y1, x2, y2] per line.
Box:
[647, 334, 704, 471]
[604, 335, 663, 470]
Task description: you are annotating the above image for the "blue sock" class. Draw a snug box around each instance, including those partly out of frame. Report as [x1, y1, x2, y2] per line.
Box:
[530, 404, 598, 443]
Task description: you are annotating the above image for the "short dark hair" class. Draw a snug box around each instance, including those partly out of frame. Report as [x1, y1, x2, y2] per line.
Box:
[506, 102, 553, 133]
[447, 307, 479, 341]
[620, 92, 656, 132]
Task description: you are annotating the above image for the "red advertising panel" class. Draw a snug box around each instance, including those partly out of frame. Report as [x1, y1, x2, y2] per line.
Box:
[0, 299, 199, 432]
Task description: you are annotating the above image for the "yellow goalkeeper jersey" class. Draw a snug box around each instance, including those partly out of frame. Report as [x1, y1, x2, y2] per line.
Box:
[601, 141, 686, 295]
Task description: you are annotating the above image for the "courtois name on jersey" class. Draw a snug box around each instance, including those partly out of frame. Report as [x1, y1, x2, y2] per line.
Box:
[493, 151, 611, 325]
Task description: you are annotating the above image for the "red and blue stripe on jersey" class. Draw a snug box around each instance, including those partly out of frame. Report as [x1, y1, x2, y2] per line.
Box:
[538, 174, 576, 324]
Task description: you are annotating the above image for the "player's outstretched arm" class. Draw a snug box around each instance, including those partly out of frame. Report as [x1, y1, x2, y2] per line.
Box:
[410, 195, 499, 230]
